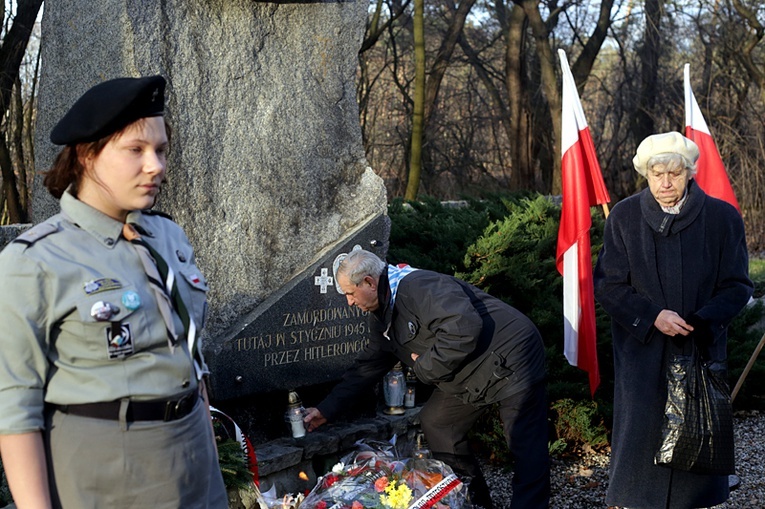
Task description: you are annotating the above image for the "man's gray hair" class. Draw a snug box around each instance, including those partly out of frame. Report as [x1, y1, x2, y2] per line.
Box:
[646, 152, 698, 176]
[337, 249, 386, 285]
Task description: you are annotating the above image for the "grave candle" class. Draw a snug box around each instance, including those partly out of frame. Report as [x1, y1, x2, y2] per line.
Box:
[285, 390, 306, 438]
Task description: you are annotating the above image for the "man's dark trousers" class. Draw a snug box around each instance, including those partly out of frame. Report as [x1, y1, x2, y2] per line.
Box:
[419, 382, 551, 509]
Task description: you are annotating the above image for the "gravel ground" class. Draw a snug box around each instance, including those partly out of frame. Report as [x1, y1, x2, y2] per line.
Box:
[482, 411, 764, 508]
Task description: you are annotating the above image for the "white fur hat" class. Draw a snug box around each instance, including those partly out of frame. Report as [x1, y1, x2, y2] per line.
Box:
[632, 131, 699, 177]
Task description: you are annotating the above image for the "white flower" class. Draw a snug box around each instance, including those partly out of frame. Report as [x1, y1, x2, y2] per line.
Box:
[331, 462, 345, 474]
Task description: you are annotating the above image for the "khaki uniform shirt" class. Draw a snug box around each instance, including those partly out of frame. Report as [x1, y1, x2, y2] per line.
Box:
[0, 191, 209, 433]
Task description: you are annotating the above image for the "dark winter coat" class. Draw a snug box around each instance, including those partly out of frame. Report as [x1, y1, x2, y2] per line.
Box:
[594, 180, 752, 509]
[318, 269, 546, 420]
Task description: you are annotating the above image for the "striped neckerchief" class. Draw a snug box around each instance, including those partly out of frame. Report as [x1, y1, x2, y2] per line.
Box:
[388, 263, 418, 310]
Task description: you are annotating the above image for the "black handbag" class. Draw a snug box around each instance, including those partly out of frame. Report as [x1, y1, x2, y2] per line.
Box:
[654, 343, 735, 475]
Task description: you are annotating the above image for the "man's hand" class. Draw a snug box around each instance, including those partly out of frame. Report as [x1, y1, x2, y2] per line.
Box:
[654, 309, 693, 336]
[304, 407, 327, 432]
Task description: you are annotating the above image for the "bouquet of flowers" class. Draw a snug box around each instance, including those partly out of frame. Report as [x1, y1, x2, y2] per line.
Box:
[298, 441, 467, 509]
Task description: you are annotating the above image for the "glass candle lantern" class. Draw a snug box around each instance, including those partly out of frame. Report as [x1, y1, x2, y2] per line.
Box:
[383, 363, 406, 415]
[413, 432, 432, 459]
[285, 390, 306, 438]
[404, 386, 416, 408]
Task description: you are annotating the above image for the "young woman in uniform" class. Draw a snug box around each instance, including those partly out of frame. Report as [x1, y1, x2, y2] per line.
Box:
[0, 76, 228, 508]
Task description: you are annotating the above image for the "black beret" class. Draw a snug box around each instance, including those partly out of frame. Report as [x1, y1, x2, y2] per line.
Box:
[50, 75, 166, 145]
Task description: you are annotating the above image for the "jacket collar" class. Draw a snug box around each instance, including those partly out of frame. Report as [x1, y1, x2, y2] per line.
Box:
[374, 270, 393, 326]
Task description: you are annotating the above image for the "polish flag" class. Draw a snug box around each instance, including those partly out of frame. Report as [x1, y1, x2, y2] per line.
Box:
[555, 50, 610, 396]
[684, 64, 741, 213]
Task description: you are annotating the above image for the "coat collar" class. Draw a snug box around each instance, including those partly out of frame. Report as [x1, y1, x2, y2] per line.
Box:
[640, 179, 706, 236]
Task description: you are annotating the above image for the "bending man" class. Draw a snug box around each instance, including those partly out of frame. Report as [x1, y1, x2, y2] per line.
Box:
[304, 248, 550, 509]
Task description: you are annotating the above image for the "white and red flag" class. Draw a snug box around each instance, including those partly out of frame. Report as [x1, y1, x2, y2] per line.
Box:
[555, 49, 610, 397]
[684, 63, 740, 213]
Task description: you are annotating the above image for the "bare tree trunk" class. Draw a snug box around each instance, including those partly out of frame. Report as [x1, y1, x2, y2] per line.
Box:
[0, 140, 24, 224]
[0, 0, 43, 224]
[570, 0, 615, 90]
[360, 0, 411, 55]
[422, 0, 478, 128]
[730, 0, 765, 105]
[405, 0, 425, 200]
[0, 0, 43, 115]
[630, 0, 663, 145]
[503, 3, 532, 190]
[516, 0, 561, 193]
[25, 43, 41, 173]
[10, 77, 27, 213]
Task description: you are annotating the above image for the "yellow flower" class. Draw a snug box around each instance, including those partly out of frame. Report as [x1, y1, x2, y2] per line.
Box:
[380, 480, 413, 509]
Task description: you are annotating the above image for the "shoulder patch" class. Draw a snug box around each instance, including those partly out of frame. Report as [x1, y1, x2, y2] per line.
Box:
[143, 209, 174, 220]
[12, 223, 60, 246]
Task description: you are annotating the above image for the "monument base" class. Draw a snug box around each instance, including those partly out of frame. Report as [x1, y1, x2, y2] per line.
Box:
[252, 408, 423, 497]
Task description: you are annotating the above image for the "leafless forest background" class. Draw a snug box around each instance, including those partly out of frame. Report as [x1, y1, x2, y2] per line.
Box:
[357, 0, 765, 252]
[1, 1, 764, 251]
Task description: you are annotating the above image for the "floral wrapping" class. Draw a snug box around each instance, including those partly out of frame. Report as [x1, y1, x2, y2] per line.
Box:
[299, 442, 467, 509]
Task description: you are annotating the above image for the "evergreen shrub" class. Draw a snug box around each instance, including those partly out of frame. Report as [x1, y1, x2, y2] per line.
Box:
[728, 300, 765, 410]
[454, 194, 612, 405]
[216, 438, 255, 491]
[550, 398, 609, 455]
[387, 194, 520, 274]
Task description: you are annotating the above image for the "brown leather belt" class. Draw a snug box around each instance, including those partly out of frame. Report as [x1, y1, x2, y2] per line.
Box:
[50, 392, 199, 422]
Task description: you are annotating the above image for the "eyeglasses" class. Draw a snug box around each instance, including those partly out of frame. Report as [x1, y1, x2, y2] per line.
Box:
[647, 169, 687, 181]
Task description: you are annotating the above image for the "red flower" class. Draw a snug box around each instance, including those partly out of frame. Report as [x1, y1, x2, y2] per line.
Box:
[374, 476, 389, 492]
[351, 501, 364, 509]
[323, 474, 339, 488]
[316, 501, 327, 509]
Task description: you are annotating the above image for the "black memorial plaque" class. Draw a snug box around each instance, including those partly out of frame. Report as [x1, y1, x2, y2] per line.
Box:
[206, 215, 390, 400]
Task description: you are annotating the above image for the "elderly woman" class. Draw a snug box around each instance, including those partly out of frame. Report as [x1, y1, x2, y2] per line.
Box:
[593, 131, 752, 508]
[0, 76, 227, 508]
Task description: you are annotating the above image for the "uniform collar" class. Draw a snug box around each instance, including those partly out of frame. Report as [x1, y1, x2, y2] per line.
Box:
[60, 190, 152, 248]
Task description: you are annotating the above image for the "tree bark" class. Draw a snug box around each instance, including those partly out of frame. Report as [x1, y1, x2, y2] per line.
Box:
[422, 0, 478, 128]
[517, 0, 561, 193]
[503, 3, 532, 190]
[630, 0, 663, 146]
[730, 0, 765, 105]
[570, 0, 615, 91]
[405, 0, 425, 200]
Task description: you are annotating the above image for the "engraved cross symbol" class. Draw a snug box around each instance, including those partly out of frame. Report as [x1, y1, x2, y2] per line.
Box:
[314, 268, 334, 294]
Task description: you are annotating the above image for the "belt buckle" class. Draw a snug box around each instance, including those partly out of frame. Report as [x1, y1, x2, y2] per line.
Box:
[165, 393, 194, 421]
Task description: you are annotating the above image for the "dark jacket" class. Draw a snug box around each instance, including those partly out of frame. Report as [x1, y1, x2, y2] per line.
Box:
[318, 269, 546, 420]
[594, 180, 752, 508]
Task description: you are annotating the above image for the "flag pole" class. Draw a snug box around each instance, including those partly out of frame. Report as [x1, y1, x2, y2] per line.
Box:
[731, 329, 765, 402]
[601, 203, 610, 219]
